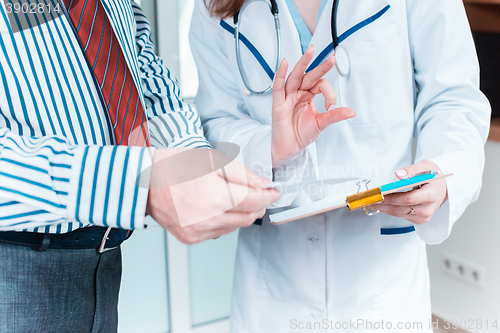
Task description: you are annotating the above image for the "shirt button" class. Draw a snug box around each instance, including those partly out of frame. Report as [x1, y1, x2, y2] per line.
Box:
[308, 234, 320, 244]
[311, 311, 319, 319]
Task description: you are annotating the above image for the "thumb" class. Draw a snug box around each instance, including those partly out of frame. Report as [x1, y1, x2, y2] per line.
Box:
[315, 107, 356, 131]
[395, 160, 433, 179]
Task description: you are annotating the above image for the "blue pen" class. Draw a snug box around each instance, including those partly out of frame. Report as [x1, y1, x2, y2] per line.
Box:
[380, 171, 438, 194]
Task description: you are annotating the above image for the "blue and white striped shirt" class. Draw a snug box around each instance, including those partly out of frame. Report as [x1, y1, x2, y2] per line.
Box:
[0, 0, 210, 233]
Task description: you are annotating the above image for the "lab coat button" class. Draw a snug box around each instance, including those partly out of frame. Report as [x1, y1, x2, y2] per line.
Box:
[308, 234, 320, 244]
[311, 311, 319, 319]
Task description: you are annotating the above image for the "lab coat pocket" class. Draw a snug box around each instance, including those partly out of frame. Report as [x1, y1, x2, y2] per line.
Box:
[379, 225, 420, 284]
[379, 227, 430, 322]
[380, 226, 417, 258]
[338, 39, 406, 124]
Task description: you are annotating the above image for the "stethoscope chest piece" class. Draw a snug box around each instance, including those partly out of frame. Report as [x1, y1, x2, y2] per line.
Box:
[334, 45, 350, 77]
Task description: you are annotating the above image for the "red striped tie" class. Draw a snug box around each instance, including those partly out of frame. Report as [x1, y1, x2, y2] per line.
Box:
[63, 0, 150, 147]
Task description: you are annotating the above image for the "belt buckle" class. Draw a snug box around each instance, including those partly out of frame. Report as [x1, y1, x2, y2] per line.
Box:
[98, 227, 118, 254]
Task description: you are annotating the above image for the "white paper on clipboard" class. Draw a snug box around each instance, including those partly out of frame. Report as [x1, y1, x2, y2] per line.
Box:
[269, 194, 348, 225]
[265, 177, 360, 193]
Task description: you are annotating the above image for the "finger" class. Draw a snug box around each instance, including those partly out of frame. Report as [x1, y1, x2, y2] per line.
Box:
[375, 205, 424, 224]
[244, 166, 272, 189]
[315, 107, 356, 131]
[197, 210, 264, 230]
[165, 225, 218, 245]
[299, 54, 335, 91]
[216, 163, 271, 189]
[219, 210, 266, 228]
[272, 58, 288, 108]
[377, 184, 437, 206]
[175, 223, 239, 244]
[182, 209, 255, 230]
[374, 203, 423, 217]
[309, 78, 337, 110]
[285, 46, 315, 95]
[172, 201, 269, 244]
[232, 165, 272, 189]
[374, 204, 434, 225]
[230, 187, 281, 213]
[211, 151, 271, 189]
[394, 160, 437, 179]
[308, 79, 355, 130]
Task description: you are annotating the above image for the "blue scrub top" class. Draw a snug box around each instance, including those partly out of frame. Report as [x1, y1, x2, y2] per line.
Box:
[284, 0, 329, 53]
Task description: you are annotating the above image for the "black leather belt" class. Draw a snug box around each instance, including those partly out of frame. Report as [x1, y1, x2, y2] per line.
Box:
[0, 226, 132, 253]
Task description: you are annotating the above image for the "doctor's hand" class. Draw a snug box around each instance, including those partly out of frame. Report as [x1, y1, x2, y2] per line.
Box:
[373, 160, 448, 225]
[271, 46, 356, 167]
[146, 148, 281, 244]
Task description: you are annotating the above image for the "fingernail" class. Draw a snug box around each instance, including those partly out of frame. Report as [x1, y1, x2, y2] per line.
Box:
[327, 105, 335, 112]
[328, 53, 335, 60]
[396, 169, 407, 178]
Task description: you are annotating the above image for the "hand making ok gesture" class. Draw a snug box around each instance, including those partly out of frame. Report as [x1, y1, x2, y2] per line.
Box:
[271, 46, 356, 167]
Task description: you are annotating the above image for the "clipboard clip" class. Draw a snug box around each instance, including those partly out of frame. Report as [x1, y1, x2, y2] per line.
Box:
[346, 179, 382, 216]
[269, 172, 452, 225]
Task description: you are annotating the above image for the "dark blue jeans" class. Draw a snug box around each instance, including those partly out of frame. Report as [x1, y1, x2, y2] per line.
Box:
[0, 242, 122, 333]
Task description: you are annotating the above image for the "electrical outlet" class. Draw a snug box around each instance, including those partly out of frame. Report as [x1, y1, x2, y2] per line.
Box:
[442, 252, 486, 288]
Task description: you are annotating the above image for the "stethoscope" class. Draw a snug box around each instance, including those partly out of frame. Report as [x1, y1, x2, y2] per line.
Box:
[330, 0, 350, 76]
[234, 0, 350, 95]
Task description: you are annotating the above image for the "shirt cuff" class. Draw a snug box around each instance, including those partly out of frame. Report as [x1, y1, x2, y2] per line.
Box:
[67, 146, 154, 230]
[414, 150, 482, 244]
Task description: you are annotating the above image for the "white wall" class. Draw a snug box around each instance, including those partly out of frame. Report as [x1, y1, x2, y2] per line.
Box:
[118, 218, 171, 333]
[428, 140, 500, 332]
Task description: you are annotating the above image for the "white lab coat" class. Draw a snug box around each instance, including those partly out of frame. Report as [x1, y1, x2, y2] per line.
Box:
[190, 0, 490, 332]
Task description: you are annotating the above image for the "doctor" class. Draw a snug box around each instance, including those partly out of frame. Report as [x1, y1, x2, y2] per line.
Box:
[190, 0, 490, 332]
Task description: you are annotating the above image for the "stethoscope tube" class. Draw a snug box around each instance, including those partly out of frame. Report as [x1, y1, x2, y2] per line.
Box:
[331, 0, 340, 49]
[234, 0, 281, 95]
[330, 0, 350, 77]
[234, 0, 349, 95]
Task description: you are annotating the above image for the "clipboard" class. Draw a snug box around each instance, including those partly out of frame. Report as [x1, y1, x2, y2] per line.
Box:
[265, 177, 361, 192]
[269, 171, 453, 225]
